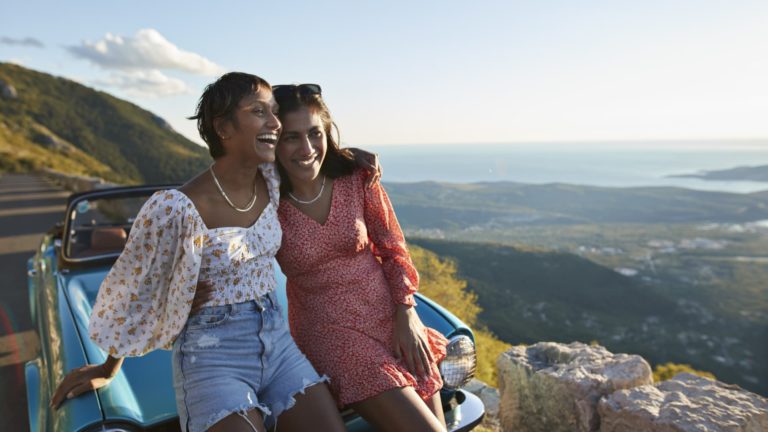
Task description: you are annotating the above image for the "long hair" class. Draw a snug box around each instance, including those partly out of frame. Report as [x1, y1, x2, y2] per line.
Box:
[273, 86, 356, 195]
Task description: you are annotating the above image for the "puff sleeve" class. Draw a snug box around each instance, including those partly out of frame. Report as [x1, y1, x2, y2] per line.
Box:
[361, 172, 418, 306]
[88, 190, 206, 357]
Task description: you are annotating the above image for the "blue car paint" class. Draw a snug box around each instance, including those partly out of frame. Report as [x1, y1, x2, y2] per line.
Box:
[25, 358, 43, 432]
[25, 264, 104, 432]
[64, 269, 178, 427]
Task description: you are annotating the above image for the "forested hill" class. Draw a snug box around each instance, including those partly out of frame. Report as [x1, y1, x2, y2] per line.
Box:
[407, 238, 676, 346]
[407, 238, 768, 396]
[0, 62, 209, 184]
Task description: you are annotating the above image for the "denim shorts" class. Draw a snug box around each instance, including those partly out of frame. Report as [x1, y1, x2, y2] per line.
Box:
[172, 291, 328, 432]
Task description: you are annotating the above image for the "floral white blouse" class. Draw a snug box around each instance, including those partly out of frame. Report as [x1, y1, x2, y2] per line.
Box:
[88, 163, 282, 357]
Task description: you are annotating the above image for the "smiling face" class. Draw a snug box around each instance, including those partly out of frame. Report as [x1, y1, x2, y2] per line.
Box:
[276, 106, 327, 184]
[217, 88, 281, 164]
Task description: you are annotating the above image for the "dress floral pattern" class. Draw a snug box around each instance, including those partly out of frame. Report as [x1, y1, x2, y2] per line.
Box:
[276, 169, 447, 407]
[89, 163, 281, 357]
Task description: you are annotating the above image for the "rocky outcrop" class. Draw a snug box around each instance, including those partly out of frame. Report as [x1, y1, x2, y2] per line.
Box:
[465, 378, 500, 417]
[599, 373, 768, 432]
[465, 378, 501, 430]
[33, 132, 71, 153]
[497, 342, 652, 432]
[0, 79, 18, 99]
[495, 342, 768, 432]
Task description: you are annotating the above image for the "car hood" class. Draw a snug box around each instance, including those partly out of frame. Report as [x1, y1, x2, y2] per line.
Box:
[63, 265, 471, 428]
[64, 269, 177, 427]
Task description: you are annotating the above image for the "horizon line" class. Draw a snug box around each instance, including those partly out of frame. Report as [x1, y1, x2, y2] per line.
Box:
[362, 137, 768, 148]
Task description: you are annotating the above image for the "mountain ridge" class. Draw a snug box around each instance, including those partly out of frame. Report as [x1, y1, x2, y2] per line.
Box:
[0, 62, 209, 184]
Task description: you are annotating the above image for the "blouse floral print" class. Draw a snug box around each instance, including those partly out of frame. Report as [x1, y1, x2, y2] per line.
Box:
[88, 163, 281, 357]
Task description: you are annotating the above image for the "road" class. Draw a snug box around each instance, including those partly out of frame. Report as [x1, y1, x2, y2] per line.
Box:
[0, 173, 68, 432]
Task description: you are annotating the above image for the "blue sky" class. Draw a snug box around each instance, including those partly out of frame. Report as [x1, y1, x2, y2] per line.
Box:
[1, 0, 767, 147]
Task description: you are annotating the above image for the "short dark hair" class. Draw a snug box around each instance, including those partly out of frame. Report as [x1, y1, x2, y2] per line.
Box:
[273, 86, 355, 195]
[189, 72, 271, 158]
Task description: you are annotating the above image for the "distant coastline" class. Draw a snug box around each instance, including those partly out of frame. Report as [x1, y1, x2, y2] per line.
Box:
[373, 144, 768, 193]
[670, 165, 768, 182]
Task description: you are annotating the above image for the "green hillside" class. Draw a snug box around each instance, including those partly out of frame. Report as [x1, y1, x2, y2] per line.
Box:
[409, 245, 511, 385]
[408, 238, 768, 396]
[0, 62, 209, 183]
[408, 238, 676, 344]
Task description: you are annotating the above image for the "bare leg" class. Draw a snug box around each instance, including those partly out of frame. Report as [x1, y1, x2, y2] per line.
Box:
[276, 382, 345, 432]
[350, 387, 445, 432]
[209, 408, 267, 432]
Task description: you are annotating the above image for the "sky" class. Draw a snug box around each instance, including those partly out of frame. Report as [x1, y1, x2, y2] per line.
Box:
[1, 0, 767, 147]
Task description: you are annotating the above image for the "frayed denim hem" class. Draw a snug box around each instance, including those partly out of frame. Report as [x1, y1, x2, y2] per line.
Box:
[200, 402, 272, 432]
[270, 374, 332, 422]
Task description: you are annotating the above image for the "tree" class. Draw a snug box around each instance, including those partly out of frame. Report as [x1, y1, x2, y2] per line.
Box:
[653, 362, 715, 382]
[410, 245, 510, 384]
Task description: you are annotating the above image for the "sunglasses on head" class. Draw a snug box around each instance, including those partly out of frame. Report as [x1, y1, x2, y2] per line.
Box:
[272, 83, 322, 98]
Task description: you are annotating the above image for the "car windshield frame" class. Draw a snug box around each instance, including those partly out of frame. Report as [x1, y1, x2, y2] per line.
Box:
[61, 184, 179, 268]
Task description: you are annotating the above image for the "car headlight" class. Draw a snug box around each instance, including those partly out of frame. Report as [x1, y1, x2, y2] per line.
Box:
[439, 335, 477, 389]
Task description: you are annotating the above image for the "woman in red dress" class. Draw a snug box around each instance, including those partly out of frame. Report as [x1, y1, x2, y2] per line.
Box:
[271, 84, 448, 432]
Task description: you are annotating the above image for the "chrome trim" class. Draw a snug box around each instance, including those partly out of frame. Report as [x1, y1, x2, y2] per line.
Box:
[446, 390, 485, 432]
[65, 252, 122, 263]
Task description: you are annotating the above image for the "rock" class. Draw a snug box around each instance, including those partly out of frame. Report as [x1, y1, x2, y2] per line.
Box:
[33, 132, 68, 152]
[497, 341, 652, 432]
[0, 80, 18, 99]
[32, 132, 72, 154]
[465, 378, 501, 418]
[598, 373, 768, 432]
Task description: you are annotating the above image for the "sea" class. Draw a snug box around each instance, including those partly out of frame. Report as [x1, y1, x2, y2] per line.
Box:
[369, 141, 768, 193]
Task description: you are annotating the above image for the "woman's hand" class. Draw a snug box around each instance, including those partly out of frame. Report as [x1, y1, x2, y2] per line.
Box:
[50, 356, 124, 409]
[348, 147, 382, 187]
[392, 304, 434, 378]
[192, 280, 217, 313]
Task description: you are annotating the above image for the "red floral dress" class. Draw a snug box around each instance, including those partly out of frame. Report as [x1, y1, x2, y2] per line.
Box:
[276, 169, 447, 407]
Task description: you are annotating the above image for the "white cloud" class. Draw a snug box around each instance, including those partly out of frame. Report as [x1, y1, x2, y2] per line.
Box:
[93, 70, 191, 98]
[68, 29, 224, 76]
[0, 36, 44, 48]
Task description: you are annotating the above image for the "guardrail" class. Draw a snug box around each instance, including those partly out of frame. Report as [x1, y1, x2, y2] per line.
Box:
[42, 169, 119, 193]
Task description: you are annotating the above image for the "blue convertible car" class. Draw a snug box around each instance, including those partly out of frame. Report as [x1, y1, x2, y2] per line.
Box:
[26, 185, 484, 431]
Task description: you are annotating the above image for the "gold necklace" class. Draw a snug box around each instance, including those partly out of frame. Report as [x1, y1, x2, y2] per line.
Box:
[209, 164, 258, 213]
[289, 176, 326, 205]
